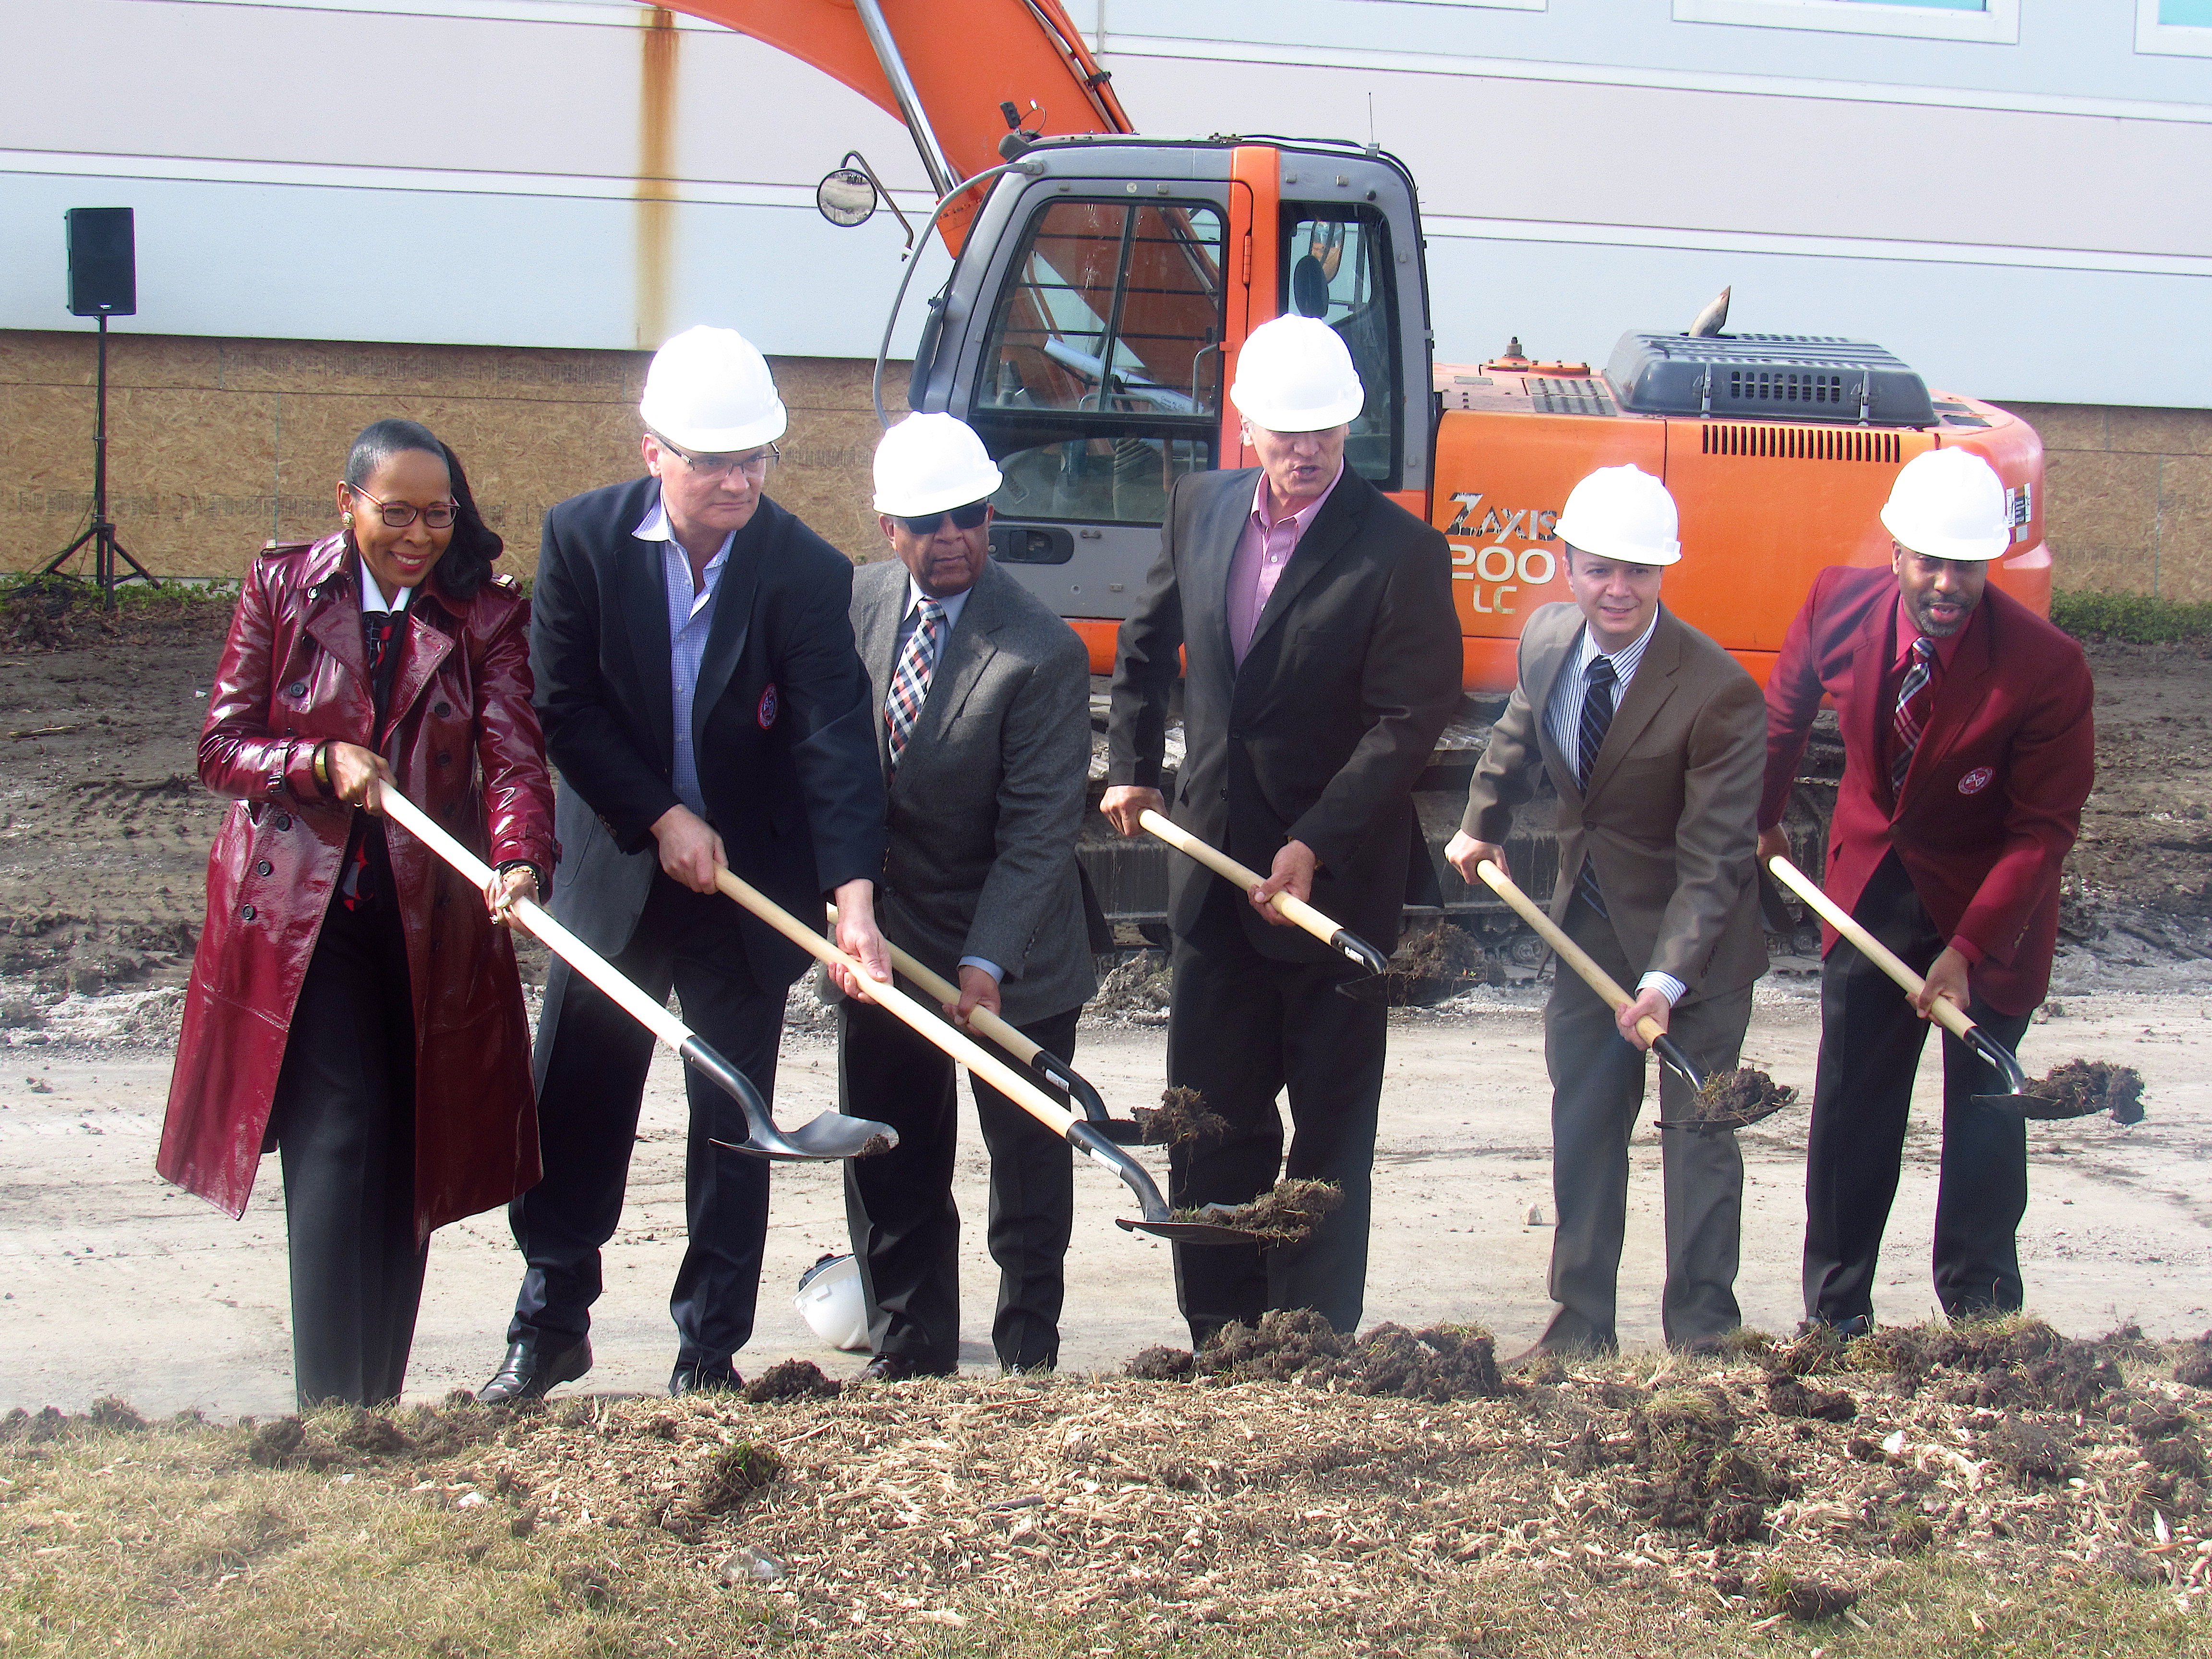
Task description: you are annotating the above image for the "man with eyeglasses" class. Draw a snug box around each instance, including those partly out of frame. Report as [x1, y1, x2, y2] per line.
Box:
[836, 413, 1099, 1381]
[480, 325, 890, 1402]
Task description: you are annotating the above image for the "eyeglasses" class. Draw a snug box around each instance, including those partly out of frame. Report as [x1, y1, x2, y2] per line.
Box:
[897, 500, 991, 536]
[348, 485, 457, 529]
[654, 436, 781, 480]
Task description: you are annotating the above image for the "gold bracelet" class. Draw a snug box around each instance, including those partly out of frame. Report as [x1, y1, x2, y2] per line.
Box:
[313, 743, 330, 792]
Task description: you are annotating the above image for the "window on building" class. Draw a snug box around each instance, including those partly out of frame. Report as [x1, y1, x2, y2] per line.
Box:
[2139, 0, 2212, 52]
[971, 199, 1225, 526]
[1673, 0, 2019, 42]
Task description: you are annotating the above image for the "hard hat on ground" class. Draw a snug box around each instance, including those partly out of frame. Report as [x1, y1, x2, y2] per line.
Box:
[1553, 464, 1682, 566]
[873, 412, 1004, 517]
[795, 1253, 871, 1352]
[639, 324, 788, 454]
[1229, 315, 1365, 433]
[1880, 448, 2011, 562]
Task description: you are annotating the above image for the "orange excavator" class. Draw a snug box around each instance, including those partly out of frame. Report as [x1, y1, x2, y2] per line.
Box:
[669, 0, 2049, 945]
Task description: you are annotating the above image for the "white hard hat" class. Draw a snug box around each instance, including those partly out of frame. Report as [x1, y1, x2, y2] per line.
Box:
[1880, 448, 2011, 562]
[1229, 315, 1365, 433]
[640, 324, 788, 454]
[794, 1253, 871, 1352]
[873, 413, 1004, 517]
[1553, 464, 1682, 566]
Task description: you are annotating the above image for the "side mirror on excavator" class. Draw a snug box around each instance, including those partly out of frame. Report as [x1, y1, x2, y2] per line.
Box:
[815, 150, 916, 252]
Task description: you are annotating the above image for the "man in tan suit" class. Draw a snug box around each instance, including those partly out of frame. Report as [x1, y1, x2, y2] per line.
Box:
[1448, 466, 1767, 1355]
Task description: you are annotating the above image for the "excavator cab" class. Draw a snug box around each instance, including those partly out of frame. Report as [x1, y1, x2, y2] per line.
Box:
[907, 138, 1433, 668]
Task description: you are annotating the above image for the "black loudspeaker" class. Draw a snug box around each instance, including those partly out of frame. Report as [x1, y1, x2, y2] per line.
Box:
[66, 207, 136, 317]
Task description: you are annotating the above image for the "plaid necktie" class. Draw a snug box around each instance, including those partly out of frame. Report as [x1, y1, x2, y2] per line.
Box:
[884, 597, 946, 771]
[1890, 636, 1937, 795]
[1575, 655, 1616, 916]
[340, 608, 405, 911]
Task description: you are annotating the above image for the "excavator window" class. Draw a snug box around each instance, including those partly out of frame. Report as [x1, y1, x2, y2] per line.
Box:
[1281, 206, 1401, 488]
[970, 198, 1226, 528]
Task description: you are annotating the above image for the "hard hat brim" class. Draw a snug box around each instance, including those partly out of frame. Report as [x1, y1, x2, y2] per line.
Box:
[1228, 383, 1366, 434]
[1555, 530, 1682, 567]
[873, 469, 1004, 519]
[1880, 503, 2009, 562]
[640, 398, 789, 457]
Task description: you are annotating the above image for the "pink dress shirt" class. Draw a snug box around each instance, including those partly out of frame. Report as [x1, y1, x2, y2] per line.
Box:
[1227, 464, 1344, 664]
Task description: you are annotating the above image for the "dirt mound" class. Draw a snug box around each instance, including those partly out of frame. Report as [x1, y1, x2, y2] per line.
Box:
[1091, 950, 1171, 1024]
[1765, 1375, 1856, 1422]
[2177, 1332, 2212, 1389]
[740, 1360, 842, 1405]
[1129, 1310, 1507, 1402]
[1133, 1085, 1228, 1147]
[2017, 1058, 2147, 1122]
[1369, 920, 1494, 1007]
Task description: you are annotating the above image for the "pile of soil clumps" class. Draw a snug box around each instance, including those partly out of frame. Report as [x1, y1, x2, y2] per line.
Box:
[1172, 1178, 1343, 1246]
[2016, 1058, 2147, 1122]
[1090, 950, 1171, 1025]
[742, 1360, 842, 1405]
[1133, 1085, 1229, 1147]
[1369, 920, 1495, 1007]
[1664, 1067, 1797, 1130]
[1125, 1309, 1506, 1402]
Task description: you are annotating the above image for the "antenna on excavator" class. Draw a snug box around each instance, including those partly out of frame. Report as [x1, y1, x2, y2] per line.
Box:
[1688, 287, 1731, 338]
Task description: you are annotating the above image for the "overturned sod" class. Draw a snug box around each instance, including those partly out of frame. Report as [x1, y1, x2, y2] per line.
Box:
[1171, 1178, 1344, 1247]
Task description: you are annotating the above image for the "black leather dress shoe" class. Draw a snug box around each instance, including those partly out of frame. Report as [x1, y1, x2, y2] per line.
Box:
[476, 1335, 592, 1405]
[670, 1358, 741, 1396]
[857, 1353, 953, 1383]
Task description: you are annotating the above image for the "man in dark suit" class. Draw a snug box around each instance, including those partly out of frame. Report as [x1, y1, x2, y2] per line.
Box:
[1760, 447, 2094, 1331]
[1103, 315, 1462, 1344]
[1448, 465, 1767, 1356]
[479, 325, 890, 1401]
[838, 413, 1096, 1379]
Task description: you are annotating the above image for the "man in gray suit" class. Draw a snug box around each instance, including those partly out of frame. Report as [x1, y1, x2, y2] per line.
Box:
[839, 414, 1097, 1379]
[1448, 465, 1767, 1357]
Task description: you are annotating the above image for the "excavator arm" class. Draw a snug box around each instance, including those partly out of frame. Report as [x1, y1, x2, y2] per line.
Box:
[664, 0, 1131, 240]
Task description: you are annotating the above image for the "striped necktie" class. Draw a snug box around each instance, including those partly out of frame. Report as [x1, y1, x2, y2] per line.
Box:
[1891, 636, 1937, 795]
[885, 597, 946, 771]
[1575, 655, 1616, 916]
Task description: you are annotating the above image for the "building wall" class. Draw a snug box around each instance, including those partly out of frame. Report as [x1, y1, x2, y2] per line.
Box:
[0, 330, 900, 579]
[1998, 401, 2212, 602]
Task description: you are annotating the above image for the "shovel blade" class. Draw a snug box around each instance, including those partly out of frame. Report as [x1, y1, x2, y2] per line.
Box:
[711, 1112, 898, 1161]
[1115, 1215, 1274, 1248]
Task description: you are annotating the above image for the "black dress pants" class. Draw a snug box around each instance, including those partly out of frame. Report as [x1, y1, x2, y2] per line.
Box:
[266, 893, 425, 1410]
[1165, 881, 1386, 1343]
[508, 872, 784, 1367]
[1539, 895, 1750, 1353]
[839, 994, 1080, 1372]
[1802, 851, 2032, 1326]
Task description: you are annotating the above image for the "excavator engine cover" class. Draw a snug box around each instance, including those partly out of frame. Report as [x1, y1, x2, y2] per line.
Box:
[1604, 332, 1936, 428]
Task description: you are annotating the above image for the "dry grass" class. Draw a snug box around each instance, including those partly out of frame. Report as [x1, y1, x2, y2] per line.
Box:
[1, 1322, 2208, 1657]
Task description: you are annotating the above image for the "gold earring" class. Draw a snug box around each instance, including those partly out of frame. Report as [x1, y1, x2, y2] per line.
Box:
[343, 512, 354, 527]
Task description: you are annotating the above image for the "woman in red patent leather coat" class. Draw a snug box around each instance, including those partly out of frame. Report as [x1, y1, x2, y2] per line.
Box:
[159, 419, 557, 1409]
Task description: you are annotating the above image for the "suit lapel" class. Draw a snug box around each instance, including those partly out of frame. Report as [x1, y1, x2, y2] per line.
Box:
[1583, 609, 1683, 800]
[384, 601, 456, 737]
[1185, 469, 1253, 678]
[304, 569, 370, 701]
[1243, 474, 1365, 665]
[1522, 612, 1583, 804]
[855, 563, 901, 776]
[622, 526, 677, 773]
[913, 578, 1001, 764]
[1851, 599, 1897, 811]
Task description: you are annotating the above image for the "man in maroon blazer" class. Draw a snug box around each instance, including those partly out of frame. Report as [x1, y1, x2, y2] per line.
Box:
[1759, 448, 2094, 1332]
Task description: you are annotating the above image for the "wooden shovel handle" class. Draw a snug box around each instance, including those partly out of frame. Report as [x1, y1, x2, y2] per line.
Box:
[1766, 854, 1977, 1044]
[1472, 858, 1667, 1048]
[713, 870, 1078, 1136]
[824, 902, 1043, 1069]
[1137, 808, 1340, 947]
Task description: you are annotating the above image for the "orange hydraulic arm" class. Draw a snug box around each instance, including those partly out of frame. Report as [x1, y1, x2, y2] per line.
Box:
[664, 0, 1132, 246]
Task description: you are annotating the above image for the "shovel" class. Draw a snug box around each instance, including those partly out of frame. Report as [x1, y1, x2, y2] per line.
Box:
[1138, 810, 1388, 980]
[377, 787, 894, 1161]
[826, 902, 1138, 1143]
[715, 869, 1260, 1246]
[1765, 854, 2032, 1109]
[1470, 857, 1709, 1094]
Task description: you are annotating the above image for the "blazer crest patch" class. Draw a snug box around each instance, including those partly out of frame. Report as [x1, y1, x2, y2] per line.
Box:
[1958, 765, 1995, 795]
[757, 684, 780, 730]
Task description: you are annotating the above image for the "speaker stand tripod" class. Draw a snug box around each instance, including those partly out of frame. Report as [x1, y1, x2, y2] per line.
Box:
[40, 313, 158, 608]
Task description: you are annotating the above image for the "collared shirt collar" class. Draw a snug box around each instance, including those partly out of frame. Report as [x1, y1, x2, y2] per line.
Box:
[904, 575, 972, 638]
[635, 488, 733, 610]
[1248, 462, 1344, 538]
[357, 555, 414, 616]
[1569, 605, 1660, 683]
[1893, 593, 1972, 673]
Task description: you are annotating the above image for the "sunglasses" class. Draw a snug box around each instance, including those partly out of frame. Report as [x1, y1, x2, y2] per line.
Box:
[898, 500, 991, 536]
